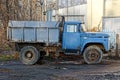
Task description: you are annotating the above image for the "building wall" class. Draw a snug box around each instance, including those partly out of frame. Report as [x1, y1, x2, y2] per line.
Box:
[105, 0, 120, 17]
[87, 0, 104, 30]
[87, 0, 120, 30]
[51, 0, 87, 25]
[49, 0, 120, 30]
[52, 4, 87, 22]
[51, 0, 103, 30]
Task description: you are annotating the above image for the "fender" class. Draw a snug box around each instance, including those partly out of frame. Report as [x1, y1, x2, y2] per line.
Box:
[80, 37, 109, 54]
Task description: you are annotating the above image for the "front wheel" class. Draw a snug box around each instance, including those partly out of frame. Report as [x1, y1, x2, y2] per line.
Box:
[20, 46, 40, 65]
[83, 46, 103, 64]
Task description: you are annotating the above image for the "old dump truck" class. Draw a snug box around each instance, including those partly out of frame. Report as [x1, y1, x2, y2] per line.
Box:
[7, 17, 111, 65]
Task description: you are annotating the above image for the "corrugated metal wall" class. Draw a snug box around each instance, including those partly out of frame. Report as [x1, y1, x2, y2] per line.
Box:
[103, 17, 120, 49]
[52, 4, 87, 22]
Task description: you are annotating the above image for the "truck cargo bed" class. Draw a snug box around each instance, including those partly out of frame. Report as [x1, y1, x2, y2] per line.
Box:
[7, 21, 60, 44]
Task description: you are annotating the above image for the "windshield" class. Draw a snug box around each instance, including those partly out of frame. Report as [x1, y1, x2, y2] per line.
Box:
[80, 24, 87, 32]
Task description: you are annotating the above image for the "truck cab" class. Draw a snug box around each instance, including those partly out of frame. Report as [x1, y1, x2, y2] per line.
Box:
[62, 22, 82, 51]
[62, 21, 110, 64]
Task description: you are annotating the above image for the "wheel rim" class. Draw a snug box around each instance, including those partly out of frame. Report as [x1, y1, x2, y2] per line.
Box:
[25, 51, 33, 60]
[87, 49, 100, 63]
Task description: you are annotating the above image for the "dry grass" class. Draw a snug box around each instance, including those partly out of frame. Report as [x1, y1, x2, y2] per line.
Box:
[0, 55, 13, 61]
[0, 51, 19, 61]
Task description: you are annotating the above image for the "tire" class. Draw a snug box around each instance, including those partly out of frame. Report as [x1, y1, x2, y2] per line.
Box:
[20, 46, 40, 65]
[83, 45, 103, 64]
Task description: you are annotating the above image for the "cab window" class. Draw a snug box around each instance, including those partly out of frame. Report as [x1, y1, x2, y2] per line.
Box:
[67, 24, 77, 32]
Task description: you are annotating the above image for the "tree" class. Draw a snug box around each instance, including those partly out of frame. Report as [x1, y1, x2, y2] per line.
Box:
[0, 0, 43, 49]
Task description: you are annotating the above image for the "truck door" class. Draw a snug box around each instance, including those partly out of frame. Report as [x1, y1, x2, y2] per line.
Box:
[62, 23, 80, 50]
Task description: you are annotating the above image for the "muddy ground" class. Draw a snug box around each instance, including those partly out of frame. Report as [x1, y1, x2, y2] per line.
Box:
[0, 57, 120, 80]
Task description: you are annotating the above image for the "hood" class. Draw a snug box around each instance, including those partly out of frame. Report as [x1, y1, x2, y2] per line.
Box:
[81, 32, 109, 38]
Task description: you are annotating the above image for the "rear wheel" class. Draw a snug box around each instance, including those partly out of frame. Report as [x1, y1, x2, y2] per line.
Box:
[83, 45, 103, 64]
[20, 46, 40, 65]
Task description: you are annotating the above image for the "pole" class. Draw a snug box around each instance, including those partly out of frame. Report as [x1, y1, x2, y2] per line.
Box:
[116, 34, 119, 57]
[67, 0, 68, 21]
[91, 0, 92, 29]
[41, 6, 42, 21]
[103, 0, 106, 17]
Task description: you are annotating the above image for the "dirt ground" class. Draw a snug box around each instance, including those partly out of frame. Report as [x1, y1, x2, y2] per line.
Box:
[0, 57, 120, 80]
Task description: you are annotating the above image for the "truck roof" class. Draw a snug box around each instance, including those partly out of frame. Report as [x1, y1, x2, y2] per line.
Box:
[65, 21, 82, 24]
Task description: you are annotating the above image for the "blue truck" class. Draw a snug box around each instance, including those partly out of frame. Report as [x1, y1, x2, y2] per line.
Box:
[7, 17, 111, 65]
